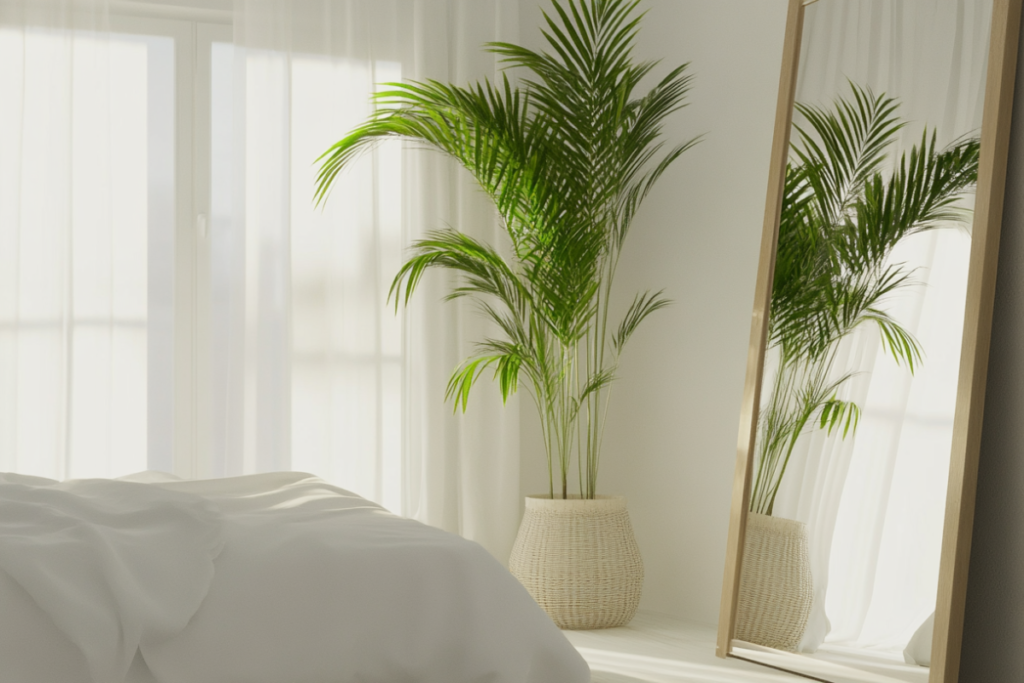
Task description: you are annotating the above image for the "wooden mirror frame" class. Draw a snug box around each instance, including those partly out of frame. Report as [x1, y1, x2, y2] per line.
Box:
[716, 1, 1023, 681]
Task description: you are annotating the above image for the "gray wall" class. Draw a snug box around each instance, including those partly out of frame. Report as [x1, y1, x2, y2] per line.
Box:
[960, 9, 1024, 681]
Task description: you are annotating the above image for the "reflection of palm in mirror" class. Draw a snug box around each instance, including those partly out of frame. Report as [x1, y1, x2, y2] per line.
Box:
[721, 0, 1021, 679]
[736, 83, 982, 669]
[750, 82, 980, 517]
[779, 1, 993, 662]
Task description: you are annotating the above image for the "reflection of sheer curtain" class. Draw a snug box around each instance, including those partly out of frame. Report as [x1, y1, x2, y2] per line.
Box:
[771, 0, 989, 652]
[210, 0, 522, 562]
[0, 0, 175, 480]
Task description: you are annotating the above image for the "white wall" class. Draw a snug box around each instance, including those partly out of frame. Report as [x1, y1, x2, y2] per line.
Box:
[517, 0, 790, 625]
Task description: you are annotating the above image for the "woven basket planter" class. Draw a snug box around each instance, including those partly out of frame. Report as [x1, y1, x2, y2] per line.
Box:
[735, 512, 813, 651]
[509, 495, 643, 630]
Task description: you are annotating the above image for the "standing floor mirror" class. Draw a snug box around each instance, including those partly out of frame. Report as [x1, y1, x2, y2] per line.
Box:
[717, 1, 1021, 682]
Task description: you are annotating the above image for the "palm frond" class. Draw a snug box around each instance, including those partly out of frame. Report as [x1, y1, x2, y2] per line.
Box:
[445, 354, 504, 413]
[612, 290, 671, 351]
[388, 229, 530, 315]
[819, 398, 861, 438]
[751, 81, 979, 515]
[316, 0, 696, 499]
[863, 309, 924, 373]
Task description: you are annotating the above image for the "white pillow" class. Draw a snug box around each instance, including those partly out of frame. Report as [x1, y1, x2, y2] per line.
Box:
[116, 471, 185, 484]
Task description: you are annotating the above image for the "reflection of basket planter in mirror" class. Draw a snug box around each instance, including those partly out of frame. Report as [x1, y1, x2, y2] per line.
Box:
[735, 513, 813, 651]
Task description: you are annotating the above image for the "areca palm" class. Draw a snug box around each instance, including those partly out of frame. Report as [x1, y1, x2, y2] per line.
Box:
[315, 0, 698, 499]
[750, 83, 980, 515]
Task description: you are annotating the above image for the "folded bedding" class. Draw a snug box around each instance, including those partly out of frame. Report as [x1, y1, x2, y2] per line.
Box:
[0, 472, 589, 683]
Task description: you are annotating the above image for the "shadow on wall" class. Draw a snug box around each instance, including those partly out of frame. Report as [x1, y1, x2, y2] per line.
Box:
[960, 7, 1024, 682]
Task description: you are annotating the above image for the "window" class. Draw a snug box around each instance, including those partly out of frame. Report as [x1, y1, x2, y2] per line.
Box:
[0, 19, 180, 478]
[0, 8, 230, 480]
[2, 6, 410, 509]
[206, 44, 405, 508]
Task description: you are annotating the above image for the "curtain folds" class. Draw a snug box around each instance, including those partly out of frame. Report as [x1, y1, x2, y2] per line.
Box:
[0, 0, 166, 481]
[0, 0, 523, 563]
[772, 0, 990, 653]
[215, 0, 522, 562]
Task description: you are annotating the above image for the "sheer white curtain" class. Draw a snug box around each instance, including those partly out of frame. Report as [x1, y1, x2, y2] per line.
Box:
[772, 0, 990, 653]
[0, 0, 175, 481]
[0, 0, 523, 563]
[209, 0, 522, 561]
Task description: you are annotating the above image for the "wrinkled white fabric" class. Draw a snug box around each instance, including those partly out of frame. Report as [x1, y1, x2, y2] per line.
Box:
[903, 612, 933, 667]
[0, 472, 587, 683]
[116, 471, 186, 484]
[141, 472, 589, 683]
[0, 474, 223, 683]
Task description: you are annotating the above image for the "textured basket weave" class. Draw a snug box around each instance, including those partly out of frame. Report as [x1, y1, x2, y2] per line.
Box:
[509, 495, 643, 630]
[735, 512, 813, 651]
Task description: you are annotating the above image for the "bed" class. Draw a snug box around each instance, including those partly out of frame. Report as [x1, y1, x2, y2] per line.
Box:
[0, 471, 590, 683]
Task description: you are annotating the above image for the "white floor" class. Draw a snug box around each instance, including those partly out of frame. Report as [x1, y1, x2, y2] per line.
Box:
[563, 613, 929, 683]
[563, 612, 801, 683]
[732, 641, 928, 683]
[813, 644, 928, 683]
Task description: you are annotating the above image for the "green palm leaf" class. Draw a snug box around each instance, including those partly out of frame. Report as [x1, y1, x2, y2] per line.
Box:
[317, 0, 696, 499]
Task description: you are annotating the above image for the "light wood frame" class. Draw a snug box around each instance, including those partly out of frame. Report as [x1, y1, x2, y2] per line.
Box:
[716, 1, 1022, 682]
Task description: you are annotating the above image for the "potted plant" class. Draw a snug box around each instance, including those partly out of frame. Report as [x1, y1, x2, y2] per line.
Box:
[737, 83, 980, 650]
[315, 0, 697, 629]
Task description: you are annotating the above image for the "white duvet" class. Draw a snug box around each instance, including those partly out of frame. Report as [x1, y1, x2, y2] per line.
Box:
[0, 472, 589, 683]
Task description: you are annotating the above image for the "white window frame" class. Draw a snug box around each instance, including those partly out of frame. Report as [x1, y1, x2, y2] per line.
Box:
[108, 4, 230, 477]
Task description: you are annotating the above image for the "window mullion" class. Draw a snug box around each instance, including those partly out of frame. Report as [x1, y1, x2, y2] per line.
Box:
[192, 23, 231, 477]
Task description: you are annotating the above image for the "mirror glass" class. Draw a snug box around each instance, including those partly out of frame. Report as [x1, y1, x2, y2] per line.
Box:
[731, 1, 992, 681]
